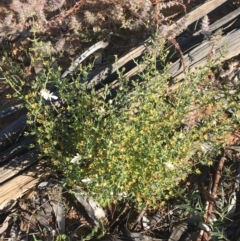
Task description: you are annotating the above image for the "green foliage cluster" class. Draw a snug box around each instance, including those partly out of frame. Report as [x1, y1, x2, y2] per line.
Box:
[2, 35, 240, 208]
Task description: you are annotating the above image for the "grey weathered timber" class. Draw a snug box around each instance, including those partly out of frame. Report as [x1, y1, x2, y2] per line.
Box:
[0, 150, 38, 184]
[0, 103, 25, 121]
[86, 41, 150, 90]
[194, 7, 240, 36]
[0, 159, 45, 211]
[0, 135, 35, 165]
[0, 115, 27, 153]
[167, 28, 240, 80]
[87, 0, 228, 89]
[178, 0, 228, 27]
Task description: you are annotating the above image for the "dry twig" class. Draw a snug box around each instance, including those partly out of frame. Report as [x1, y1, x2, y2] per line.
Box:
[131, 204, 148, 231]
[47, 0, 85, 26]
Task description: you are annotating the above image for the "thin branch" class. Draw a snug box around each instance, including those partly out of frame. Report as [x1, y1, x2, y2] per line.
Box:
[169, 38, 186, 75]
[47, 0, 85, 27]
[131, 204, 148, 231]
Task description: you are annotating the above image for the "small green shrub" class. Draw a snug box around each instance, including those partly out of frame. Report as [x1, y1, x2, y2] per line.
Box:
[2, 36, 240, 208]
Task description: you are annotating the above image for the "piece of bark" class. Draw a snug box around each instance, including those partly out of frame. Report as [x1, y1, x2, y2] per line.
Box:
[49, 185, 65, 234]
[73, 187, 106, 227]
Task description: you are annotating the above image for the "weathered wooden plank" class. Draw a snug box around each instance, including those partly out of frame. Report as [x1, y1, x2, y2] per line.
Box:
[96, 30, 240, 96]
[0, 150, 38, 184]
[86, 41, 149, 90]
[0, 103, 25, 121]
[87, 0, 227, 89]
[0, 115, 27, 152]
[167, 28, 240, 80]
[0, 159, 45, 211]
[177, 0, 228, 28]
[175, 7, 240, 60]
[194, 7, 240, 36]
[0, 135, 35, 165]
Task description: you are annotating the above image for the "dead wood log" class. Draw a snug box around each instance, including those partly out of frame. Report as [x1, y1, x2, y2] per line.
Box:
[91, 30, 240, 99]
[172, 6, 240, 61]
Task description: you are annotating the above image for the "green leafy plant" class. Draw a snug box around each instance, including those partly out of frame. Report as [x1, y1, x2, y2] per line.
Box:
[81, 221, 105, 241]
[2, 32, 240, 209]
[33, 234, 43, 241]
[56, 234, 70, 241]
